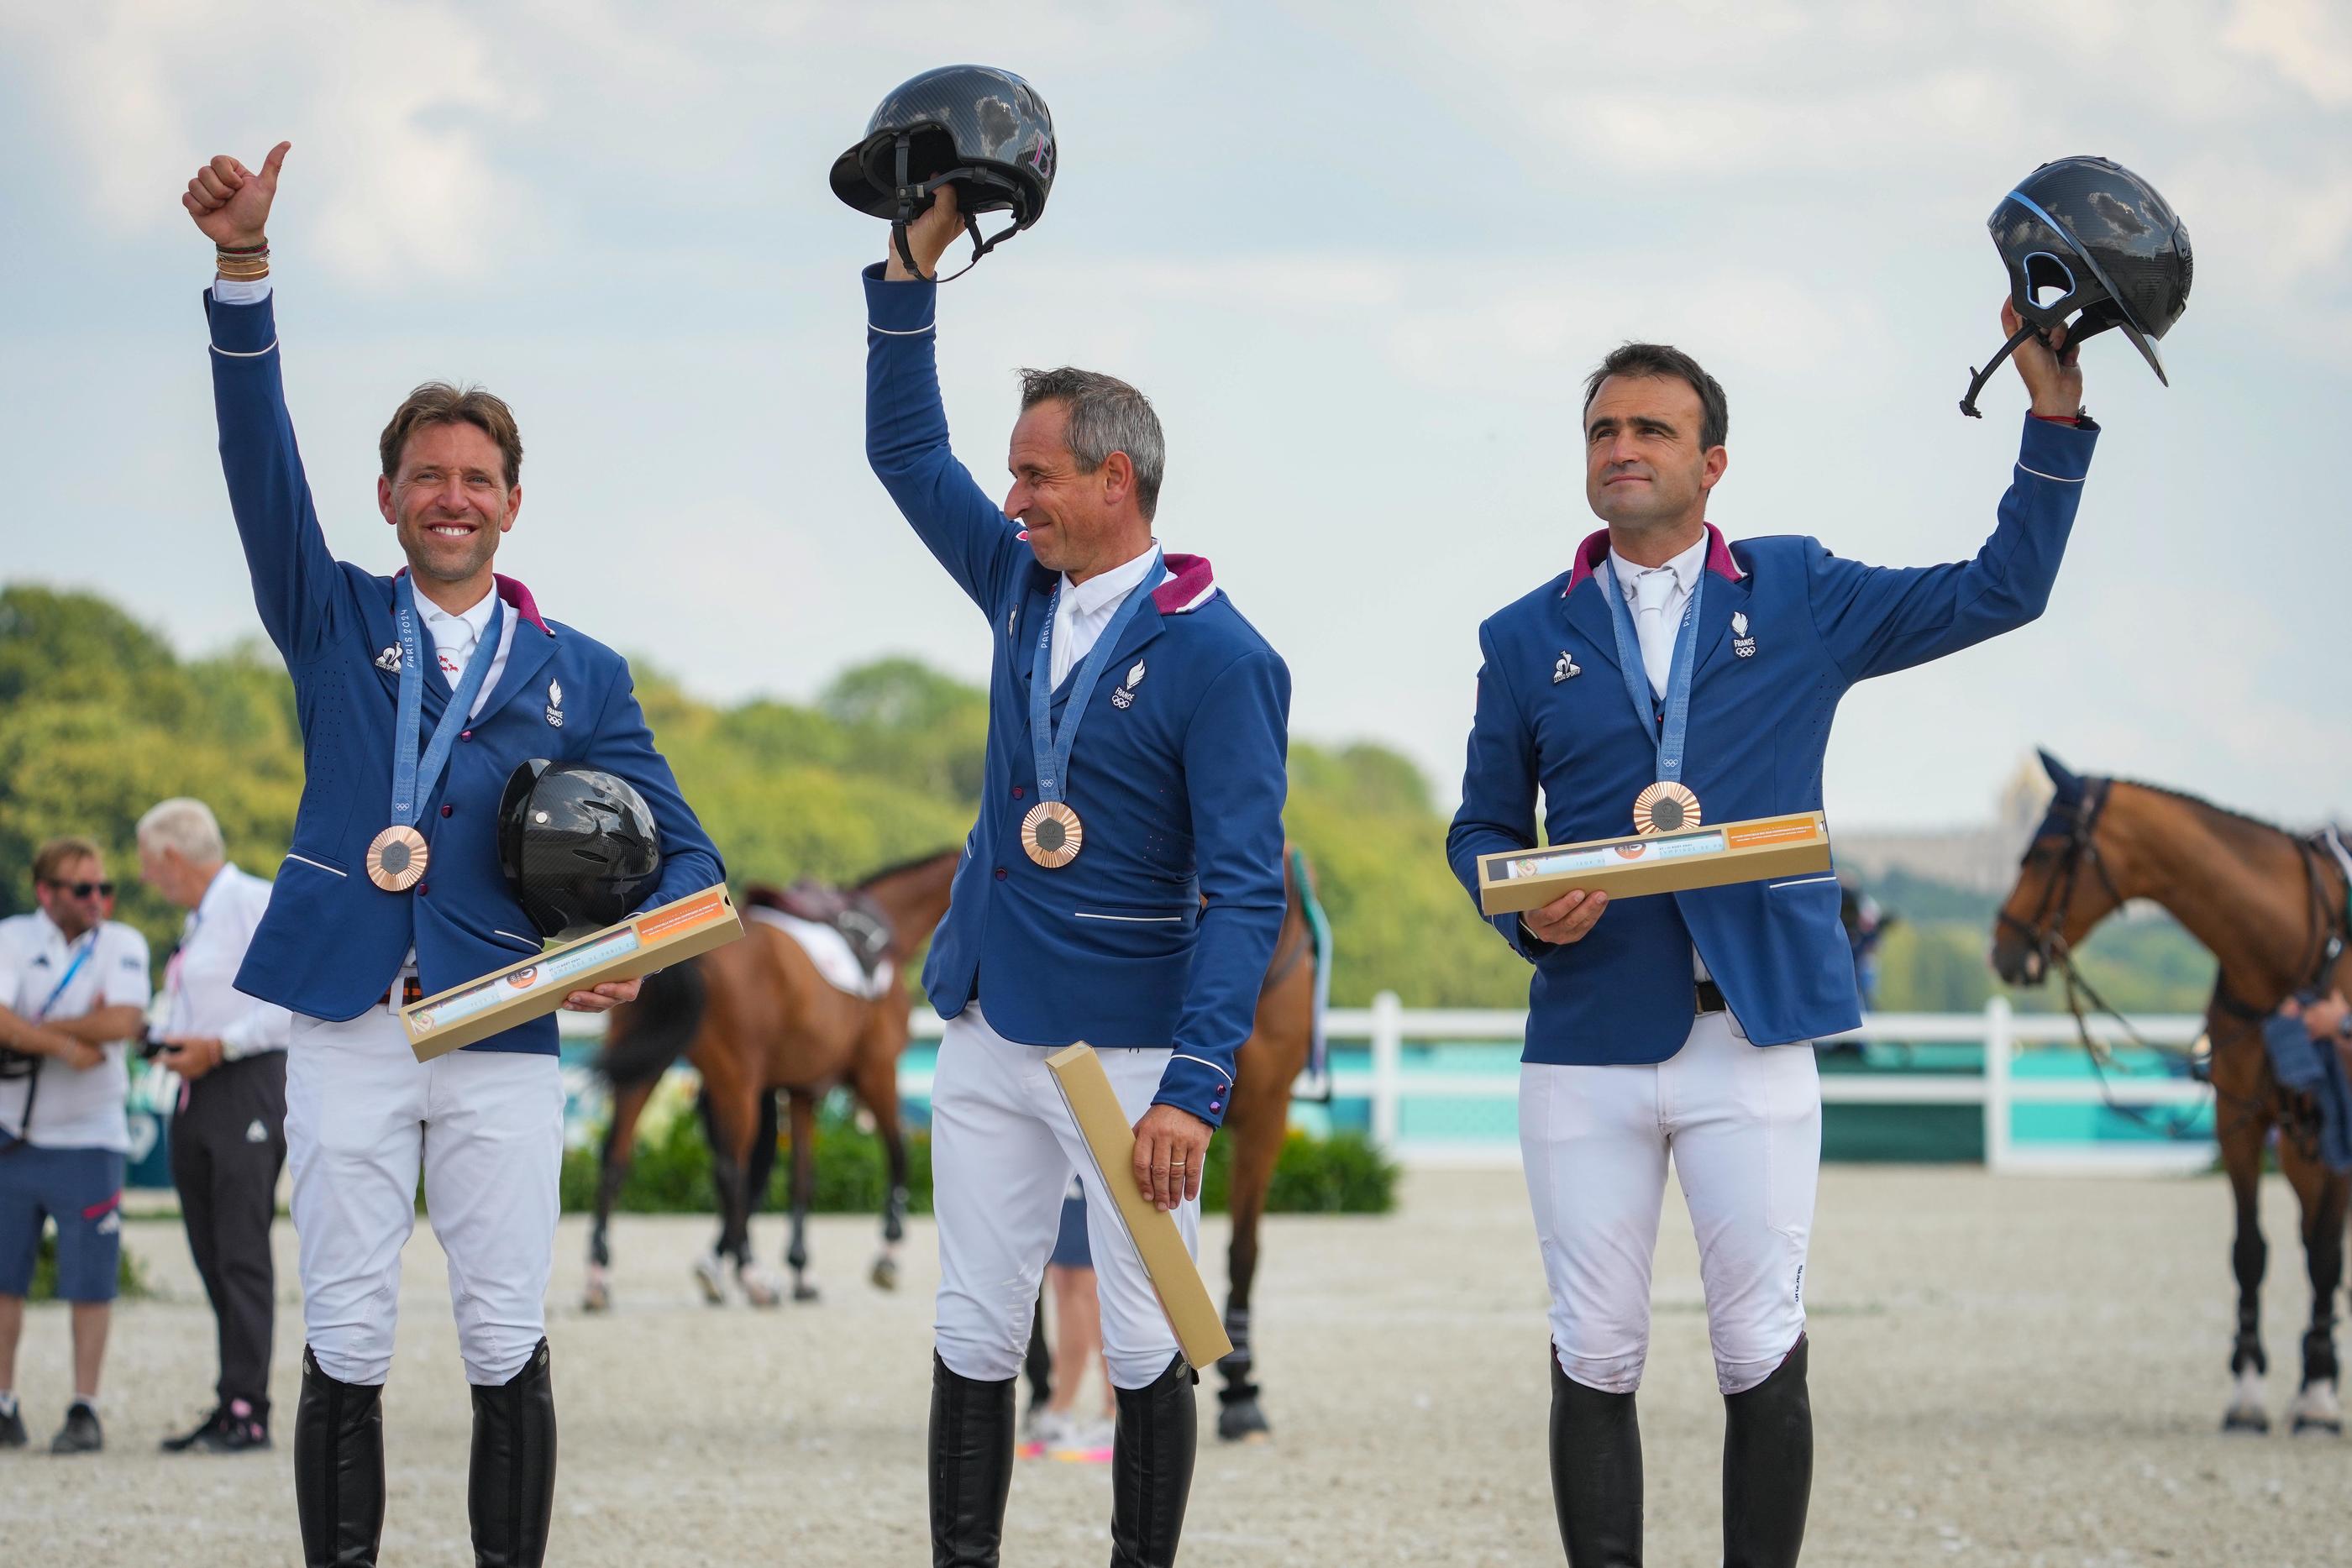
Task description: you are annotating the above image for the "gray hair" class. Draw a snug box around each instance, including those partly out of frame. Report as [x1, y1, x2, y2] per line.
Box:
[136, 797, 225, 866]
[1017, 366, 1166, 521]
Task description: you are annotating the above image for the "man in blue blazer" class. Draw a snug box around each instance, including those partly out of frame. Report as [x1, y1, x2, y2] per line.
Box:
[185, 144, 721, 1568]
[1448, 317, 2095, 1566]
[866, 188, 1289, 1568]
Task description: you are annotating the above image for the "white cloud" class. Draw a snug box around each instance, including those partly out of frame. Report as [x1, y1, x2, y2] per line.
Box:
[2225, 0, 2352, 107]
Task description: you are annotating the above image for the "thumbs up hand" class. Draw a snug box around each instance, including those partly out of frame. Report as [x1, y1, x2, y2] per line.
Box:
[183, 141, 291, 249]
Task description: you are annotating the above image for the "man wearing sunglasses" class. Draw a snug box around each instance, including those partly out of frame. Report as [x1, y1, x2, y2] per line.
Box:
[0, 837, 153, 1455]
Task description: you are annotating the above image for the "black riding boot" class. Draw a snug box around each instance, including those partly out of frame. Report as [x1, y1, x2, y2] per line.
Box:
[468, 1339, 558, 1567]
[1110, 1355, 1199, 1568]
[294, 1347, 386, 1568]
[1722, 1336, 1812, 1568]
[930, 1354, 1016, 1568]
[1549, 1349, 1642, 1566]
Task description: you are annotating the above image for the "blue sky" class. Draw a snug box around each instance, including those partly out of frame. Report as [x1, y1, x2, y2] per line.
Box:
[1, 1, 2345, 830]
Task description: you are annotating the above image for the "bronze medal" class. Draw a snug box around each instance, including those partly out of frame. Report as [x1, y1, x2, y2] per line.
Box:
[365, 824, 430, 891]
[1020, 800, 1084, 868]
[1631, 781, 1702, 837]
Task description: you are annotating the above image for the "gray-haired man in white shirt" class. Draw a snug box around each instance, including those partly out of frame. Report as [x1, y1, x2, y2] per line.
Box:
[138, 798, 292, 1455]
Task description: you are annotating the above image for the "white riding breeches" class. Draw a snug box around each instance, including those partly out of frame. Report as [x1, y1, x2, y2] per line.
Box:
[1520, 1011, 1820, 1397]
[930, 1004, 1198, 1390]
[285, 1000, 564, 1387]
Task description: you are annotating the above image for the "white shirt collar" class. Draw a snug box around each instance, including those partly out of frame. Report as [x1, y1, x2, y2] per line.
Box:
[1609, 530, 1708, 603]
[192, 863, 238, 921]
[423, 585, 498, 641]
[1063, 543, 1162, 616]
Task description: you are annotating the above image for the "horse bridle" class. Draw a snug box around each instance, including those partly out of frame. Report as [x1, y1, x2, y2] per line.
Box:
[1996, 779, 2122, 984]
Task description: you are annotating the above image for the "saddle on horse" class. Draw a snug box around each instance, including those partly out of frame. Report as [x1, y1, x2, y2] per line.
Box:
[747, 882, 896, 982]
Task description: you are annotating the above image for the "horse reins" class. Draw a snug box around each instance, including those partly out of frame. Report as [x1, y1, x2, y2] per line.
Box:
[1998, 779, 2351, 1145]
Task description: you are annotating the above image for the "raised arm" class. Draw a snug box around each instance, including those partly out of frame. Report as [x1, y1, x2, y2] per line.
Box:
[1809, 301, 2098, 682]
[185, 143, 346, 668]
[862, 186, 1028, 612]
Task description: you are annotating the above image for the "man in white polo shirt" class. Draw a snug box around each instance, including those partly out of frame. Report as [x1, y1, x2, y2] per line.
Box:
[0, 836, 152, 1455]
[139, 797, 293, 1455]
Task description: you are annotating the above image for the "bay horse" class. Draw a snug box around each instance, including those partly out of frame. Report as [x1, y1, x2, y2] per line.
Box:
[1209, 843, 1324, 1443]
[1991, 752, 2351, 1434]
[584, 849, 959, 1310]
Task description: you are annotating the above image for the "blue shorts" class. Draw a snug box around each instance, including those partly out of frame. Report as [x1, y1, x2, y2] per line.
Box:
[0, 1141, 126, 1302]
[1049, 1185, 1092, 1271]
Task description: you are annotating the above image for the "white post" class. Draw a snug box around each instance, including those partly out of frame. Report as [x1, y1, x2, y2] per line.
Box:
[1370, 989, 1404, 1151]
[1983, 995, 2013, 1175]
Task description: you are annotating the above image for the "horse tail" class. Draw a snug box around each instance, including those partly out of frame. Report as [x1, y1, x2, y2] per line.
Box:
[597, 961, 707, 1088]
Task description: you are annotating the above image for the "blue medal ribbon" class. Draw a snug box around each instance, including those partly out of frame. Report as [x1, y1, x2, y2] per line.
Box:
[1600, 557, 1704, 784]
[1029, 551, 1167, 808]
[390, 574, 506, 829]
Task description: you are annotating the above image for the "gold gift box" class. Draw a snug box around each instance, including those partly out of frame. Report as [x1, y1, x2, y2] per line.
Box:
[1044, 1043, 1234, 1370]
[401, 884, 745, 1062]
[1477, 812, 1832, 916]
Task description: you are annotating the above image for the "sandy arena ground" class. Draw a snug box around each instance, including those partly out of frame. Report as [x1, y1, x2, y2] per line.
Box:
[6, 1165, 2350, 1566]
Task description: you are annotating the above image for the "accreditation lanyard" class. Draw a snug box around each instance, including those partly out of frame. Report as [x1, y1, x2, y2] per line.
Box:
[1599, 559, 1704, 784]
[390, 574, 506, 830]
[1028, 553, 1166, 808]
[35, 934, 98, 1022]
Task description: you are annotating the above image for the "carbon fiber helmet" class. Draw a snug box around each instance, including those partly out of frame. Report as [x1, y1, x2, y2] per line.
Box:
[496, 759, 661, 938]
[1961, 156, 2192, 416]
[830, 65, 1056, 281]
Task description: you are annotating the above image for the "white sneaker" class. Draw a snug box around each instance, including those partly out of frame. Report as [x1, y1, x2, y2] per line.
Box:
[1050, 1416, 1114, 1464]
[1021, 1408, 1072, 1460]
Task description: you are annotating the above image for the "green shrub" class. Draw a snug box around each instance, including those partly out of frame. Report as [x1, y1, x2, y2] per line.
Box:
[561, 1103, 1395, 1216]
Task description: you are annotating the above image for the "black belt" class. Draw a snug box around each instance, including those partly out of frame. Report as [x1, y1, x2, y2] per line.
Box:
[1695, 978, 1727, 1015]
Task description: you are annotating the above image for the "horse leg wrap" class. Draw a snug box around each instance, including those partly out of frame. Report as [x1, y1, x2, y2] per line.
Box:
[2302, 1320, 2340, 1389]
[1111, 1354, 1199, 1568]
[1217, 1307, 1259, 1405]
[885, 1185, 910, 1245]
[929, 1354, 1016, 1568]
[1722, 1338, 1811, 1568]
[468, 1339, 557, 1568]
[1549, 1349, 1643, 1567]
[295, 1347, 386, 1568]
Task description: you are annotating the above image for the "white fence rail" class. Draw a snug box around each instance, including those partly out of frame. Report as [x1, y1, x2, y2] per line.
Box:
[563, 996, 2214, 1177]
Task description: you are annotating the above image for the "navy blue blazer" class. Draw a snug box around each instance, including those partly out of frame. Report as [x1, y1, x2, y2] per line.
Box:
[206, 292, 723, 1053]
[1448, 415, 2098, 1064]
[863, 265, 1290, 1126]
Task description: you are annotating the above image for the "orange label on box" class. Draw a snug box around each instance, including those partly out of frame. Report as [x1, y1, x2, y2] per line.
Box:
[1724, 816, 1821, 850]
[637, 889, 730, 942]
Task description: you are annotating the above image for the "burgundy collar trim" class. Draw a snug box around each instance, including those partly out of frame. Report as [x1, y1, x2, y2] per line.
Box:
[388, 568, 554, 636]
[1563, 522, 1742, 595]
[1151, 553, 1217, 615]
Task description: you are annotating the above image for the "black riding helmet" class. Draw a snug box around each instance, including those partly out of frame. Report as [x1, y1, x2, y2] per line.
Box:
[830, 65, 1057, 281]
[1960, 156, 2192, 417]
[496, 759, 661, 939]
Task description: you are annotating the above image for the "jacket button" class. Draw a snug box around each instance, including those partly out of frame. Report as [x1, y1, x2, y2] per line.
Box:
[417, 884, 429, 896]
[994, 867, 1008, 881]
[1011, 785, 1025, 799]
[459, 730, 473, 741]
[440, 805, 454, 818]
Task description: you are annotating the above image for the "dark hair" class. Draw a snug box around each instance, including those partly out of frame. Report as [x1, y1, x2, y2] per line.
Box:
[1582, 343, 1729, 452]
[1016, 366, 1166, 520]
[379, 382, 524, 489]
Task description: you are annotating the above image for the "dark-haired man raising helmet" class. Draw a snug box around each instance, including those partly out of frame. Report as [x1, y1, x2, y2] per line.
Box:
[1449, 315, 2093, 1566]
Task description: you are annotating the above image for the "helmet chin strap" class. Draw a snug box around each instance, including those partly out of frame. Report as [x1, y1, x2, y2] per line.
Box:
[1958, 319, 2044, 418]
[890, 134, 1026, 283]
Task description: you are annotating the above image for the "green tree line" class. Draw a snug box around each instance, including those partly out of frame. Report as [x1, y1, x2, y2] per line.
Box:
[0, 584, 1529, 1009]
[0, 581, 2211, 1015]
